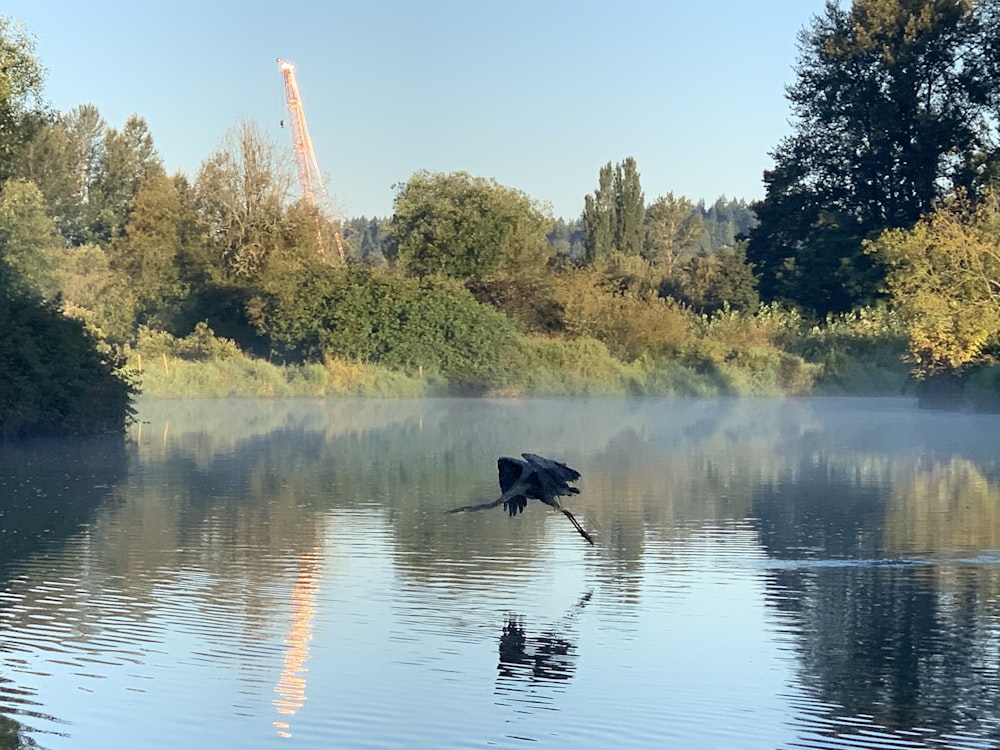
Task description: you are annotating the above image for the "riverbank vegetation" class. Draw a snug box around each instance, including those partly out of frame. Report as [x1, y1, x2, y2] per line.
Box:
[2, 1, 1000, 436]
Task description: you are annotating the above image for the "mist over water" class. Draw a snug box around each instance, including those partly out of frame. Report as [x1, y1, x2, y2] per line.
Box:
[2, 397, 1000, 748]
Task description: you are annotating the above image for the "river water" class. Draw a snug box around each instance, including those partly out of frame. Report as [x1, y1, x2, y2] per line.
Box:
[2, 397, 1000, 749]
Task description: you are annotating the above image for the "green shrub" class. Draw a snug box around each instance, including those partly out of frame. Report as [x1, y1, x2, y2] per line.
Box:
[551, 266, 694, 361]
[134, 322, 242, 362]
[465, 273, 564, 333]
[643, 359, 725, 396]
[251, 266, 531, 393]
[713, 348, 820, 396]
[0, 293, 135, 437]
[791, 306, 909, 394]
[525, 336, 648, 395]
[962, 364, 1000, 412]
[524, 336, 754, 397]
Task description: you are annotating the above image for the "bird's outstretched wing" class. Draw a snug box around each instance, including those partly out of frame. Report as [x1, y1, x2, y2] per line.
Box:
[497, 456, 528, 492]
[521, 453, 580, 483]
[522, 453, 580, 498]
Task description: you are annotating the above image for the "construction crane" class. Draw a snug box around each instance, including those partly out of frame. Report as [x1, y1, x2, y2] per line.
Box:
[277, 58, 345, 262]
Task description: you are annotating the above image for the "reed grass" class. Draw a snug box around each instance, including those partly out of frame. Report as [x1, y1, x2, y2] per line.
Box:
[129, 304, 915, 399]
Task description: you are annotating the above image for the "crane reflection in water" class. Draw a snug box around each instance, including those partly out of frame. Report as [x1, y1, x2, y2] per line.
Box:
[273, 548, 322, 738]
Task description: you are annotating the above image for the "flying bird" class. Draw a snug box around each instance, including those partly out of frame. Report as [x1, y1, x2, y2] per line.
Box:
[448, 453, 594, 545]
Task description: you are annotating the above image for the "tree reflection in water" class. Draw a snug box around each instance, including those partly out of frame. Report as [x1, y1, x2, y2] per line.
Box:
[0, 710, 26, 750]
[754, 451, 1000, 743]
[495, 592, 591, 708]
[0, 674, 47, 750]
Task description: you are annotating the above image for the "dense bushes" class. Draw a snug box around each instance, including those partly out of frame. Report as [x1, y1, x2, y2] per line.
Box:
[465, 273, 564, 334]
[788, 307, 910, 395]
[0, 291, 135, 437]
[248, 265, 530, 393]
[127, 295, 913, 400]
[549, 259, 693, 360]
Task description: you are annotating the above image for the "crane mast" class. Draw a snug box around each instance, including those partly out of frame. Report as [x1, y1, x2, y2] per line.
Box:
[277, 58, 345, 261]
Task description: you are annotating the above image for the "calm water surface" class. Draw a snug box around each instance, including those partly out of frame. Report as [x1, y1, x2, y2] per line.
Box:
[2, 397, 1000, 749]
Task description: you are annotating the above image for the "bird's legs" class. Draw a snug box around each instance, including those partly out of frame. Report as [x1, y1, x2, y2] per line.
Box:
[558, 507, 594, 545]
[449, 485, 595, 546]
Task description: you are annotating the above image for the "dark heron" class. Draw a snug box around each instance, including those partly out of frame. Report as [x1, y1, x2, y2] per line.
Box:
[448, 453, 594, 545]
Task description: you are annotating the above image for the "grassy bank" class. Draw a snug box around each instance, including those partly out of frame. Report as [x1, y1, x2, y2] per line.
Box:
[129, 306, 914, 399]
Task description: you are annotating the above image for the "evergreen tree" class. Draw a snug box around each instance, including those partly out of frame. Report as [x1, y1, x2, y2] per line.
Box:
[342, 216, 390, 265]
[547, 217, 584, 260]
[89, 114, 162, 245]
[359, 217, 387, 263]
[110, 171, 184, 328]
[21, 106, 168, 249]
[17, 119, 81, 243]
[698, 197, 757, 250]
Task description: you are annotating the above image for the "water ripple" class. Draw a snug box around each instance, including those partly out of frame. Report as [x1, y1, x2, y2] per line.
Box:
[5, 399, 1000, 748]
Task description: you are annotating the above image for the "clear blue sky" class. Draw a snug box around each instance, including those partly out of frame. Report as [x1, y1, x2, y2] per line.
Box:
[7, 1, 827, 219]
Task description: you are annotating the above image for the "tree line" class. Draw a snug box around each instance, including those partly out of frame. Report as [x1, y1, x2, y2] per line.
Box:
[3, 0, 1000, 434]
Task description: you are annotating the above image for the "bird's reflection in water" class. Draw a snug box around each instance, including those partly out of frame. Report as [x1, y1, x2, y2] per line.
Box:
[494, 592, 592, 709]
[498, 617, 575, 682]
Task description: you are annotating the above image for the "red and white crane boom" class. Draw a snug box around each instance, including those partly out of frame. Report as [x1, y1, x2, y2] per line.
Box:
[277, 58, 345, 261]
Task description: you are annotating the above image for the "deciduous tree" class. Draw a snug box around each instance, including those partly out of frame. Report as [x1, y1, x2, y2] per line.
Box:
[389, 170, 551, 279]
[582, 163, 614, 264]
[196, 120, 295, 278]
[866, 193, 1000, 378]
[660, 242, 760, 315]
[58, 243, 136, 346]
[749, 0, 1000, 314]
[582, 157, 644, 263]
[56, 104, 108, 245]
[643, 193, 702, 274]
[614, 157, 644, 256]
[0, 16, 46, 183]
[0, 178, 61, 299]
